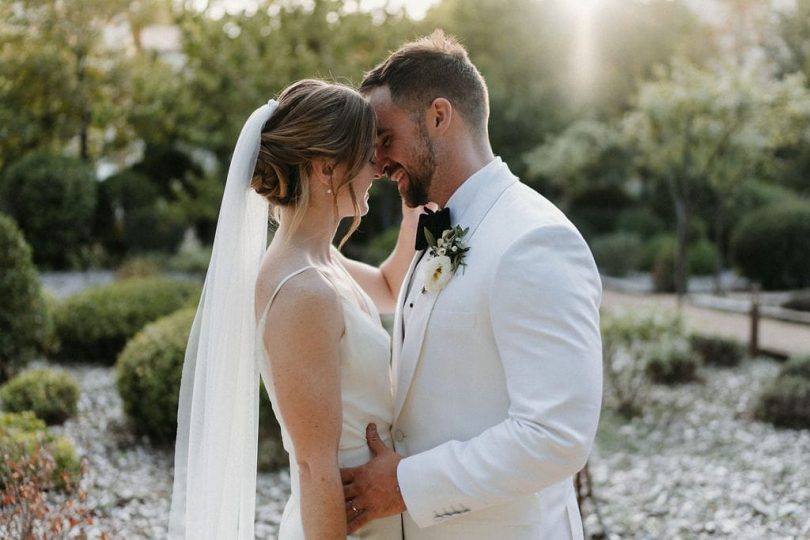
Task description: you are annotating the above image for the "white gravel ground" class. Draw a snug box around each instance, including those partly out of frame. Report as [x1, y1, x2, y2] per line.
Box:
[585, 358, 810, 539]
[33, 356, 810, 539]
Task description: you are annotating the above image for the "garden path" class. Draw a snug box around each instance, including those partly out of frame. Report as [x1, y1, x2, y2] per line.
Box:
[601, 289, 810, 358]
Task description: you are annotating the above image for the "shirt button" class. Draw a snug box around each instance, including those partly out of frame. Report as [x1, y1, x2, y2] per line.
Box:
[394, 429, 405, 442]
[409, 302, 414, 308]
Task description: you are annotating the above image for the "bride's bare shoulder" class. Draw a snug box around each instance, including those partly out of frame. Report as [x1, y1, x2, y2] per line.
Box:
[254, 250, 336, 321]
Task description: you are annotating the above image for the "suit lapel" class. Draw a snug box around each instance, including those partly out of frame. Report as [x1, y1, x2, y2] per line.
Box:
[393, 159, 519, 422]
[391, 251, 423, 400]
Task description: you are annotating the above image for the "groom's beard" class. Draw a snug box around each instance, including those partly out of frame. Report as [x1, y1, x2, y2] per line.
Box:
[400, 121, 436, 207]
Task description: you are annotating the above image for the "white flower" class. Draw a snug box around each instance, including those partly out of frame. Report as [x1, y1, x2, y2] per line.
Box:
[423, 255, 453, 293]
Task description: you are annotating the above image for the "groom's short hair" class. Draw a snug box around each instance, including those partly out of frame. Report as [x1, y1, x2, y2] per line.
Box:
[360, 30, 489, 133]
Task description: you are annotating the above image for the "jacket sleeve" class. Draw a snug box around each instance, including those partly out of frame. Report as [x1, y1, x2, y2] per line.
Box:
[396, 224, 603, 528]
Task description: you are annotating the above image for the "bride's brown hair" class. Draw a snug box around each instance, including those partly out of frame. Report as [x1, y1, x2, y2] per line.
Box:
[251, 79, 376, 246]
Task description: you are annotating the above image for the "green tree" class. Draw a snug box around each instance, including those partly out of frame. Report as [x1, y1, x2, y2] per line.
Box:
[0, 0, 133, 170]
[623, 60, 810, 296]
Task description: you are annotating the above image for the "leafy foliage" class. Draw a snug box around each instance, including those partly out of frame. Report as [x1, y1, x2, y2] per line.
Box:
[115, 307, 285, 468]
[689, 335, 745, 368]
[115, 308, 194, 443]
[0, 411, 80, 491]
[601, 308, 686, 418]
[0, 153, 97, 269]
[0, 369, 80, 426]
[53, 278, 202, 364]
[0, 213, 48, 382]
[645, 336, 700, 384]
[589, 232, 643, 277]
[731, 202, 810, 290]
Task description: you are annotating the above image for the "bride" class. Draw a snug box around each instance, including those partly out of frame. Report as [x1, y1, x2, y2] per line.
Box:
[168, 79, 416, 539]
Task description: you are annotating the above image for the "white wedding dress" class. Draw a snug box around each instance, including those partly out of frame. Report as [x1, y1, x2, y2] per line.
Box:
[256, 266, 403, 540]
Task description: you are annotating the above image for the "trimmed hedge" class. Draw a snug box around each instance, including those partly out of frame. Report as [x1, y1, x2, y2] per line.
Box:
[0, 411, 80, 491]
[690, 334, 745, 367]
[643, 235, 719, 292]
[731, 202, 810, 290]
[0, 213, 48, 382]
[54, 277, 201, 364]
[0, 368, 80, 425]
[116, 308, 285, 468]
[116, 308, 195, 443]
[645, 337, 700, 384]
[755, 355, 810, 430]
[0, 152, 96, 269]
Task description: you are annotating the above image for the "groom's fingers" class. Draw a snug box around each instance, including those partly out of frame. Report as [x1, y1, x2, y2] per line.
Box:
[365, 423, 387, 456]
[340, 466, 358, 485]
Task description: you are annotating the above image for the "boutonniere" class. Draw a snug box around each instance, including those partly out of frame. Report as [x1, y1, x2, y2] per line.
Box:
[421, 225, 470, 294]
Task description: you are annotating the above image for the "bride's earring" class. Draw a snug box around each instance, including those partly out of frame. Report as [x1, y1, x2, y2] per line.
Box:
[327, 188, 333, 194]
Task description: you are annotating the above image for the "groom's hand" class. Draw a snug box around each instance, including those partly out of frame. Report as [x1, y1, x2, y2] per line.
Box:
[340, 423, 406, 534]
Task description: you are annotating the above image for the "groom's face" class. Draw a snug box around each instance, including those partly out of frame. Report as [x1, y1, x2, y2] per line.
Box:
[368, 86, 436, 207]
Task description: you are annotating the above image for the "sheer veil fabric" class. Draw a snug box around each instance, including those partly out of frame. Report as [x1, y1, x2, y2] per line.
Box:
[168, 100, 278, 540]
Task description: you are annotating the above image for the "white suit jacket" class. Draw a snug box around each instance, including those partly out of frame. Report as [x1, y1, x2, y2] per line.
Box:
[392, 158, 602, 540]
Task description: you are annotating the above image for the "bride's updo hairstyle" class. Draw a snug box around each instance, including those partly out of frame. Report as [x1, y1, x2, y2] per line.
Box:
[251, 79, 376, 245]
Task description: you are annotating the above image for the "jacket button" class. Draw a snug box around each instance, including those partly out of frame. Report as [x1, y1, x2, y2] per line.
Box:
[394, 429, 405, 442]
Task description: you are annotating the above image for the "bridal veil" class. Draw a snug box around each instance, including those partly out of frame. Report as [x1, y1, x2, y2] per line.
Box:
[168, 100, 278, 539]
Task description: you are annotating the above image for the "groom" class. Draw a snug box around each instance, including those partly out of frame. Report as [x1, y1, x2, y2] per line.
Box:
[341, 31, 603, 539]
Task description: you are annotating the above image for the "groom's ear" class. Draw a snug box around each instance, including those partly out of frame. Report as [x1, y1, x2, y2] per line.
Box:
[428, 98, 453, 135]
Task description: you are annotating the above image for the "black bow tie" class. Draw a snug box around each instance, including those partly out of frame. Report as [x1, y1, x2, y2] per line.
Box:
[415, 207, 451, 251]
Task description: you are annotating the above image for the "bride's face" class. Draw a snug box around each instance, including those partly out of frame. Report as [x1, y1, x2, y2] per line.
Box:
[335, 160, 378, 218]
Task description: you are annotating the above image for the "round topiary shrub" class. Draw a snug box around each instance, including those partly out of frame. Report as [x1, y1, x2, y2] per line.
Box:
[589, 232, 643, 277]
[645, 336, 700, 384]
[54, 277, 202, 364]
[0, 152, 97, 269]
[0, 213, 48, 382]
[0, 368, 80, 425]
[0, 411, 80, 491]
[754, 355, 810, 430]
[755, 375, 810, 430]
[116, 308, 195, 443]
[731, 202, 810, 290]
[690, 334, 745, 367]
[780, 355, 810, 381]
[117, 308, 285, 466]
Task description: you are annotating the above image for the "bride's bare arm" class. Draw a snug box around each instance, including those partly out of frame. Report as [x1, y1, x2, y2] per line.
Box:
[262, 271, 346, 539]
[335, 201, 421, 314]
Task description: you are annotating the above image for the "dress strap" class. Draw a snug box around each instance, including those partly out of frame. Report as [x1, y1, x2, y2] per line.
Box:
[257, 266, 319, 324]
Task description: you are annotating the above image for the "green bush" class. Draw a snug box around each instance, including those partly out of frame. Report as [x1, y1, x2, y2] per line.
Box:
[0, 411, 80, 491]
[690, 334, 745, 367]
[645, 337, 700, 384]
[589, 232, 643, 277]
[0, 152, 96, 269]
[165, 245, 213, 275]
[644, 234, 720, 291]
[116, 308, 195, 443]
[364, 226, 400, 266]
[755, 375, 810, 430]
[754, 355, 810, 429]
[601, 309, 684, 418]
[115, 256, 163, 279]
[0, 369, 80, 425]
[616, 207, 665, 240]
[688, 238, 719, 275]
[731, 202, 810, 290]
[780, 355, 810, 381]
[0, 213, 49, 382]
[54, 277, 202, 364]
[116, 308, 284, 463]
